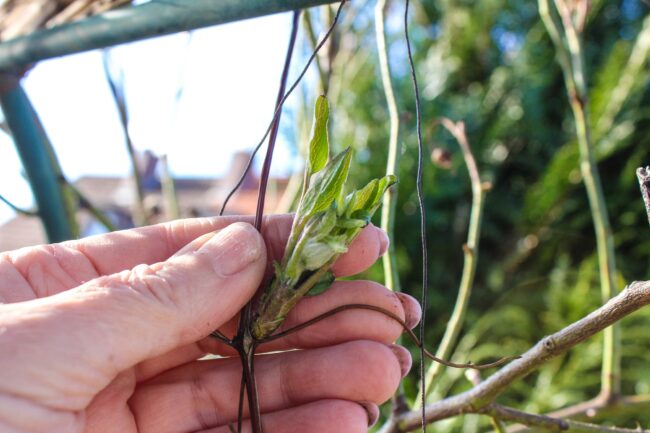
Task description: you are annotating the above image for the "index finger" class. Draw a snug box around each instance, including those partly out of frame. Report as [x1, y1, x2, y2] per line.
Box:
[61, 214, 388, 278]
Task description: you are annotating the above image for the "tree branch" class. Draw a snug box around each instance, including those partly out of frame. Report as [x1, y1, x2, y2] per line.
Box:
[487, 404, 650, 433]
[0, 193, 38, 216]
[379, 280, 650, 432]
[507, 394, 650, 432]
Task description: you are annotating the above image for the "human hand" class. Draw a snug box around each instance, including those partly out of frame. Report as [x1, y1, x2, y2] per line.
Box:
[0, 215, 421, 433]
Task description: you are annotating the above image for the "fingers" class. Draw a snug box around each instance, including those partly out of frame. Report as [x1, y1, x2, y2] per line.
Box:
[199, 400, 372, 433]
[1, 215, 387, 301]
[129, 341, 407, 433]
[134, 282, 421, 381]
[0, 223, 265, 411]
[61, 214, 385, 278]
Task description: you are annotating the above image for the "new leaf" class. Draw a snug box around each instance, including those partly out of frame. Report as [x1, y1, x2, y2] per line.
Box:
[307, 95, 329, 175]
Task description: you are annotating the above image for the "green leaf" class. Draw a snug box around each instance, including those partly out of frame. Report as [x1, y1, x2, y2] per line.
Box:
[306, 271, 335, 296]
[343, 174, 397, 218]
[302, 234, 348, 270]
[308, 95, 330, 175]
[299, 147, 353, 219]
[343, 179, 379, 217]
[367, 175, 397, 211]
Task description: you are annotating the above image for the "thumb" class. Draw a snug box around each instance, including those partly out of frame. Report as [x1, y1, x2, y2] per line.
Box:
[0, 222, 265, 410]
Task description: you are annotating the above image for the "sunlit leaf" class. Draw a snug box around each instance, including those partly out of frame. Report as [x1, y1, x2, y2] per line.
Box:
[308, 95, 330, 175]
[299, 147, 352, 219]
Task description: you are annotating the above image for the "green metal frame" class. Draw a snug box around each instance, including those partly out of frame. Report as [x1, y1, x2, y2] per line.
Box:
[0, 0, 339, 71]
[0, 74, 76, 242]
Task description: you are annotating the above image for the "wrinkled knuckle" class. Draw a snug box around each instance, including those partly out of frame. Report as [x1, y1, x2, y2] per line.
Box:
[124, 264, 182, 311]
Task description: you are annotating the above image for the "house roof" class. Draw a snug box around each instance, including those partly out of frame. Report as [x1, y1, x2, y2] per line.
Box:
[0, 171, 290, 252]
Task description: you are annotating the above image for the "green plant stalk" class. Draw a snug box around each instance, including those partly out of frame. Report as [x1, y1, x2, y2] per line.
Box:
[419, 187, 486, 403]
[540, 0, 620, 397]
[160, 155, 181, 220]
[303, 10, 329, 94]
[103, 52, 148, 226]
[68, 183, 117, 232]
[0, 74, 77, 242]
[375, 0, 402, 294]
[570, 95, 620, 397]
[490, 417, 508, 433]
[596, 14, 650, 137]
[416, 119, 487, 405]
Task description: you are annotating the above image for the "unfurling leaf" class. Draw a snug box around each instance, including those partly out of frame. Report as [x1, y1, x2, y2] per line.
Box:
[302, 234, 348, 270]
[299, 147, 352, 219]
[308, 95, 330, 175]
[250, 99, 396, 341]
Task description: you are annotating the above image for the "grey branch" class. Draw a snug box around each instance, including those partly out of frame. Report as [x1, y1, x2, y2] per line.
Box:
[637, 166, 650, 226]
[378, 280, 650, 433]
[488, 404, 650, 432]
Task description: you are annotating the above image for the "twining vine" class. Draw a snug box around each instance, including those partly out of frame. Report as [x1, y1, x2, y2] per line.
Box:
[214, 2, 650, 433]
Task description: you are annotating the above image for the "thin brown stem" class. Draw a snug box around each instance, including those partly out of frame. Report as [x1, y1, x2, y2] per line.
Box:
[260, 303, 517, 370]
[218, 1, 347, 216]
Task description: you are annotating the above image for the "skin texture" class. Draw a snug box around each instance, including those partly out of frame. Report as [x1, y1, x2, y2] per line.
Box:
[0, 214, 421, 433]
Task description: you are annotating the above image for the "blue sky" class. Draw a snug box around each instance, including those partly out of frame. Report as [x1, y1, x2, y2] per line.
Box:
[0, 11, 302, 224]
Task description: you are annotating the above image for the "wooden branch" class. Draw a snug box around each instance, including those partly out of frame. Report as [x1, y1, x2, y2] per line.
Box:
[379, 280, 650, 432]
[487, 404, 650, 433]
[506, 394, 650, 432]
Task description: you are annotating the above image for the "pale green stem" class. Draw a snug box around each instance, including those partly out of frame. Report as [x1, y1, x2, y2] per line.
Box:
[276, 169, 304, 213]
[540, 0, 620, 398]
[160, 154, 180, 220]
[596, 14, 650, 137]
[303, 10, 329, 94]
[102, 51, 148, 226]
[375, 0, 402, 293]
[491, 417, 508, 433]
[416, 119, 487, 406]
[67, 183, 117, 232]
[0, 193, 38, 216]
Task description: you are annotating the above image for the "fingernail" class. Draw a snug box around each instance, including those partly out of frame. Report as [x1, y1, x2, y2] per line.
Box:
[203, 222, 263, 277]
[395, 292, 422, 329]
[357, 401, 380, 427]
[387, 344, 412, 378]
[377, 228, 389, 256]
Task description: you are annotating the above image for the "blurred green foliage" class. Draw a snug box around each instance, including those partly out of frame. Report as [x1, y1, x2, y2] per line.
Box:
[306, 0, 650, 430]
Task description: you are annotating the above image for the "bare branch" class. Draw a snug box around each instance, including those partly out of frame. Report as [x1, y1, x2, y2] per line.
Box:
[488, 404, 650, 433]
[505, 394, 650, 433]
[385, 280, 650, 432]
[0, 193, 38, 216]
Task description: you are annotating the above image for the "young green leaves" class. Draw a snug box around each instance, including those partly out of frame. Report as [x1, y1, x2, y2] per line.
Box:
[250, 96, 396, 340]
[307, 95, 329, 175]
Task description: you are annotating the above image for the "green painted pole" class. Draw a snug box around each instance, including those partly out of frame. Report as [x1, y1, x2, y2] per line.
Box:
[0, 73, 76, 242]
[0, 0, 340, 72]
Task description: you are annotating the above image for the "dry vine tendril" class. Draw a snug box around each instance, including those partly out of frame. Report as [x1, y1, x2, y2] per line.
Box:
[211, 97, 518, 433]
